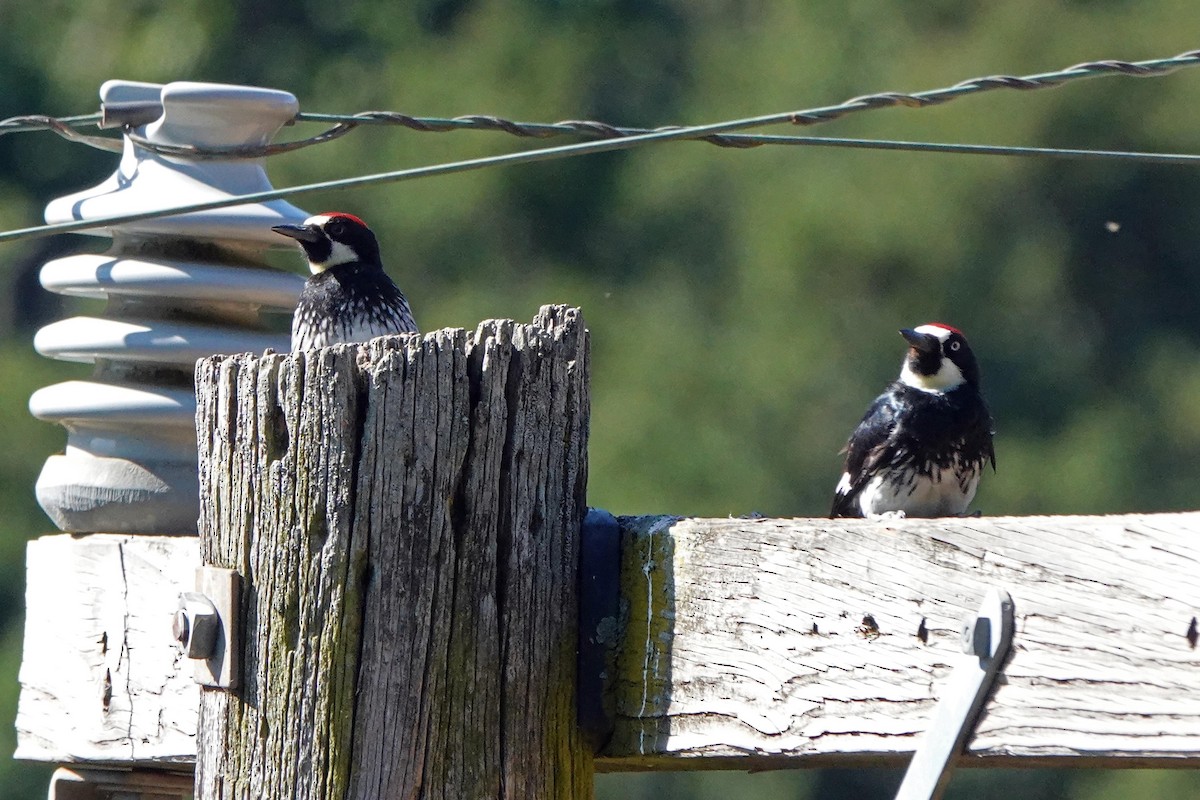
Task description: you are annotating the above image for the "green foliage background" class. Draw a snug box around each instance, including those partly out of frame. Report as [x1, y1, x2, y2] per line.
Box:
[1, 2, 1199, 797]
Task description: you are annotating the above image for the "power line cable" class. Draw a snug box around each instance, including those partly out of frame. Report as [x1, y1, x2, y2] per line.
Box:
[706, 135, 1200, 165]
[0, 50, 1198, 244]
[7, 50, 1200, 160]
[126, 49, 1200, 159]
[0, 113, 119, 152]
[12, 110, 1200, 166]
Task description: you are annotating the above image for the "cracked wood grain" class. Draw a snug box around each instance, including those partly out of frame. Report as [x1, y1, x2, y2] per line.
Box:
[20, 511, 1200, 772]
[604, 514, 1200, 770]
[16, 534, 199, 765]
[193, 306, 591, 800]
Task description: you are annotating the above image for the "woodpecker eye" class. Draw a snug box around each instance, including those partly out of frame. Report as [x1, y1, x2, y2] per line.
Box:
[326, 220, 345, 237]
[948, 341, 962, 352]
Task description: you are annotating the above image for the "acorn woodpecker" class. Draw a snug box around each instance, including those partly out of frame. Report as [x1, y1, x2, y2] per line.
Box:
[272, 212, 418, 351]
[831, 323, 995, 519]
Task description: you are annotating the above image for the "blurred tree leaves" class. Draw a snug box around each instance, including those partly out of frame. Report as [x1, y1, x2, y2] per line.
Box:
[1, 1, 1200, 797]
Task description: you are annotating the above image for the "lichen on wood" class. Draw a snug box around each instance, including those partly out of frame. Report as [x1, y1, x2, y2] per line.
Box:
[194, 305, 591, 800]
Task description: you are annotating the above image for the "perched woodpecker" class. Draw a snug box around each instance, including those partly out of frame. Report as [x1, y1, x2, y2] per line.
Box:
[831, 323, 995, 519]
[272, 212, 418, 351]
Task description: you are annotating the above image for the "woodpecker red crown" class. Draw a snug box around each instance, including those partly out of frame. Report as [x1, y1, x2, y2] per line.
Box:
[318, 211, 368, 227]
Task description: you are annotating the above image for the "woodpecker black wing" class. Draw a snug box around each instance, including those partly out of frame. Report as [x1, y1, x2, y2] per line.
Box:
[831, 390, 900, 517]
[832, 383, 995, 518]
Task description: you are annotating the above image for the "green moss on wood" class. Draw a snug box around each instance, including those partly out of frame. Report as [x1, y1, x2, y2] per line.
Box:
[608, 515, 679, 757]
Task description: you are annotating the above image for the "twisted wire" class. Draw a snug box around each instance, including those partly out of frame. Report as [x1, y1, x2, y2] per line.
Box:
[13, 110, 1200, 166]
[4, 50, 1199, 160]
[0, 113, 119, 152]
[116, 49, 1200, 159]
[1, 49, 1199, 243]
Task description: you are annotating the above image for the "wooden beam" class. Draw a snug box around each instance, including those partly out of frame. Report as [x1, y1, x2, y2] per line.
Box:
[16, 533, 198, 765]
[603, 514, 1200, 770]
[18, 513, 1200, 770]
[48, 767, 193, 800]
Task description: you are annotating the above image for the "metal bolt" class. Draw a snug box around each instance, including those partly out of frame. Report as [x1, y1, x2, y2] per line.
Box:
[961, 616, 992, 657]
[175, 592, 220, 659]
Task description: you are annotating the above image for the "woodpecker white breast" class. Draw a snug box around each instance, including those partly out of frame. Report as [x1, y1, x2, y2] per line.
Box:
[273, 212, 418, 351]
[831, 323, 995, 519]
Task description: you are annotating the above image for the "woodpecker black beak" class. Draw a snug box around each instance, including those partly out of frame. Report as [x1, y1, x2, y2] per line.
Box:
[899, 328, 939, 354]
[272, 223, 323, 244]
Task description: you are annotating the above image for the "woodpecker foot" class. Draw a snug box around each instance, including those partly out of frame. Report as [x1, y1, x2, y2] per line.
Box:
[867, 510, 907, 520]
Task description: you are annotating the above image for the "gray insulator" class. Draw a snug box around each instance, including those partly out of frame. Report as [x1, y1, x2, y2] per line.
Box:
[30, 80, 309, 534]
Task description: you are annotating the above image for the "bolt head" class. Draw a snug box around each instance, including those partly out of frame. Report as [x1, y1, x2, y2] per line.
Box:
[175, 592, 220, 659]
[961, 616, 992, 657]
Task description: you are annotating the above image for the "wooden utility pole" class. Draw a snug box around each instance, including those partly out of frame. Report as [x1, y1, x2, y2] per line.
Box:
[193, 306, 591, 799]
[21, 309, 1200, 795]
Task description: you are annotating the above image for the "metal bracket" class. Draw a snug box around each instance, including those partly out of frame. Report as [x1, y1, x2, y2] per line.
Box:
[173, 566, 241, 689]
[895, 587, 1015, 800]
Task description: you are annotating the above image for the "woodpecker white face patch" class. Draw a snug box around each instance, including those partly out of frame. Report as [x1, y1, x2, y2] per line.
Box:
[899, 324, 965, 393]
[300, 214, 359, 273]
[310, 241, 356, 273]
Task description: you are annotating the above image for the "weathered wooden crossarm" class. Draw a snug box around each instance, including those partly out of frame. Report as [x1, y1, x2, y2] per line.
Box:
[19, 512, 1200, 776]
[600, 513, 1200, 770]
